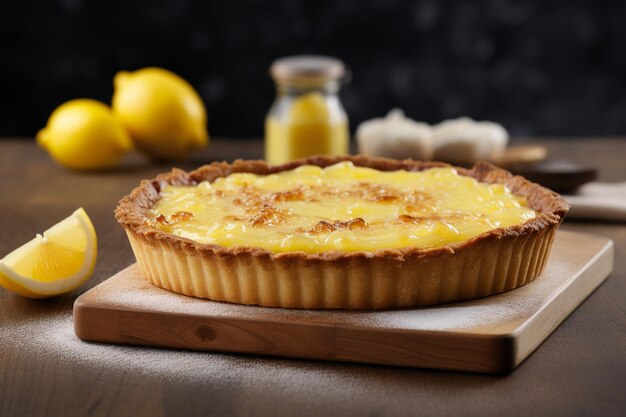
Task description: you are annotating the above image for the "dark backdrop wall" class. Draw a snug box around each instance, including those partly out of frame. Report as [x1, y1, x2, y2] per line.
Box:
[2, 0, 626, 139]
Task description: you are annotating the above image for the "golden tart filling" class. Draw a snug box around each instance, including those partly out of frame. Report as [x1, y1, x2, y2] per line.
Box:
[149, 162, 536, 253]
[116, 156, 569, 309]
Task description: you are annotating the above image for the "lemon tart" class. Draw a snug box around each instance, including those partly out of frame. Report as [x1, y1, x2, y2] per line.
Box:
[115, 156, 569, 309]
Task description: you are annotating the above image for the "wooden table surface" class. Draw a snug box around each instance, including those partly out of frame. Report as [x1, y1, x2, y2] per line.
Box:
[1, 138, 625, 417]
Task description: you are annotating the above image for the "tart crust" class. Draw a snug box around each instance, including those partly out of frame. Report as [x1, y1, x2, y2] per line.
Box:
[115, 156, 570, 309]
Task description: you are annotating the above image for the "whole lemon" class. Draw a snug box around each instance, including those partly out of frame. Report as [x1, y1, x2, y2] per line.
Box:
[37, 99, 133, 170]
[112, 67, 209, 160]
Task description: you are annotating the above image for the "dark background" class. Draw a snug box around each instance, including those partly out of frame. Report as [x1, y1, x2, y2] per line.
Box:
[2, 0, 626, 139]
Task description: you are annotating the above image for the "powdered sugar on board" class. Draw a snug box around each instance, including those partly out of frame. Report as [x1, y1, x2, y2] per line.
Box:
[82, 244, 581, 333]
[1, 309, 379, 410]
[0, 249, 568, 383]
[0, 229, 614, 416]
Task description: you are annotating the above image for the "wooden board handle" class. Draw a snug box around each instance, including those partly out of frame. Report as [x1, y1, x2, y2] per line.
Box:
[492, 145, 548, 165]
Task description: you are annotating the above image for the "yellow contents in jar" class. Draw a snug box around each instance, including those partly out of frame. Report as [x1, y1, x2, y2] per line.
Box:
[265, 92, 349, 165]
[149, 162, 537, 254]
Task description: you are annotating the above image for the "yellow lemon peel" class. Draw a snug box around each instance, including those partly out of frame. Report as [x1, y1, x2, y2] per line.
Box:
[37, 99, 133, 170]
[112, 67, 209, 160]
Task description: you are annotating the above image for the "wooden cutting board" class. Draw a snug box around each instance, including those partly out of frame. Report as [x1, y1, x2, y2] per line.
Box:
[74, 230, 613, 374]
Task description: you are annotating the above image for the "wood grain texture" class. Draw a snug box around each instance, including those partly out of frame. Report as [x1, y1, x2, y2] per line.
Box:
[73, 231, 613, 374]
[1, 138, 626, 417]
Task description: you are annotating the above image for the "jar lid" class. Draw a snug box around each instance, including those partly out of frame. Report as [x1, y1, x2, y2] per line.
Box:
[270, 55, 345, 86]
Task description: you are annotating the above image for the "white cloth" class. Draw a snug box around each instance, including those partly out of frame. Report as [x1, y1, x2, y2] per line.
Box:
[564, 182, 626, 221]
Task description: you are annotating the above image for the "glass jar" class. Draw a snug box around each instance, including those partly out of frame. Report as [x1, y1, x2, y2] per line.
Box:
[265, 55, 349, 165]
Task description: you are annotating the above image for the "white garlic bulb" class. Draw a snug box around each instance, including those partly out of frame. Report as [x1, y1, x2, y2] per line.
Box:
[356, 109, 433, 161]
[432, 117, 509, 165]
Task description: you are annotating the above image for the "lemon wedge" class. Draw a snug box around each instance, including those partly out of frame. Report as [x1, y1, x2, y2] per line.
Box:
[0, 208, 97, 298]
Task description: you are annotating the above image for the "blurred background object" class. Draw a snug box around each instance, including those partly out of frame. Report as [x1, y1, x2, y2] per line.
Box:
[1, 0, 626, 139]
[112, 67, 209, 160]
[265, 55, 349, 164]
